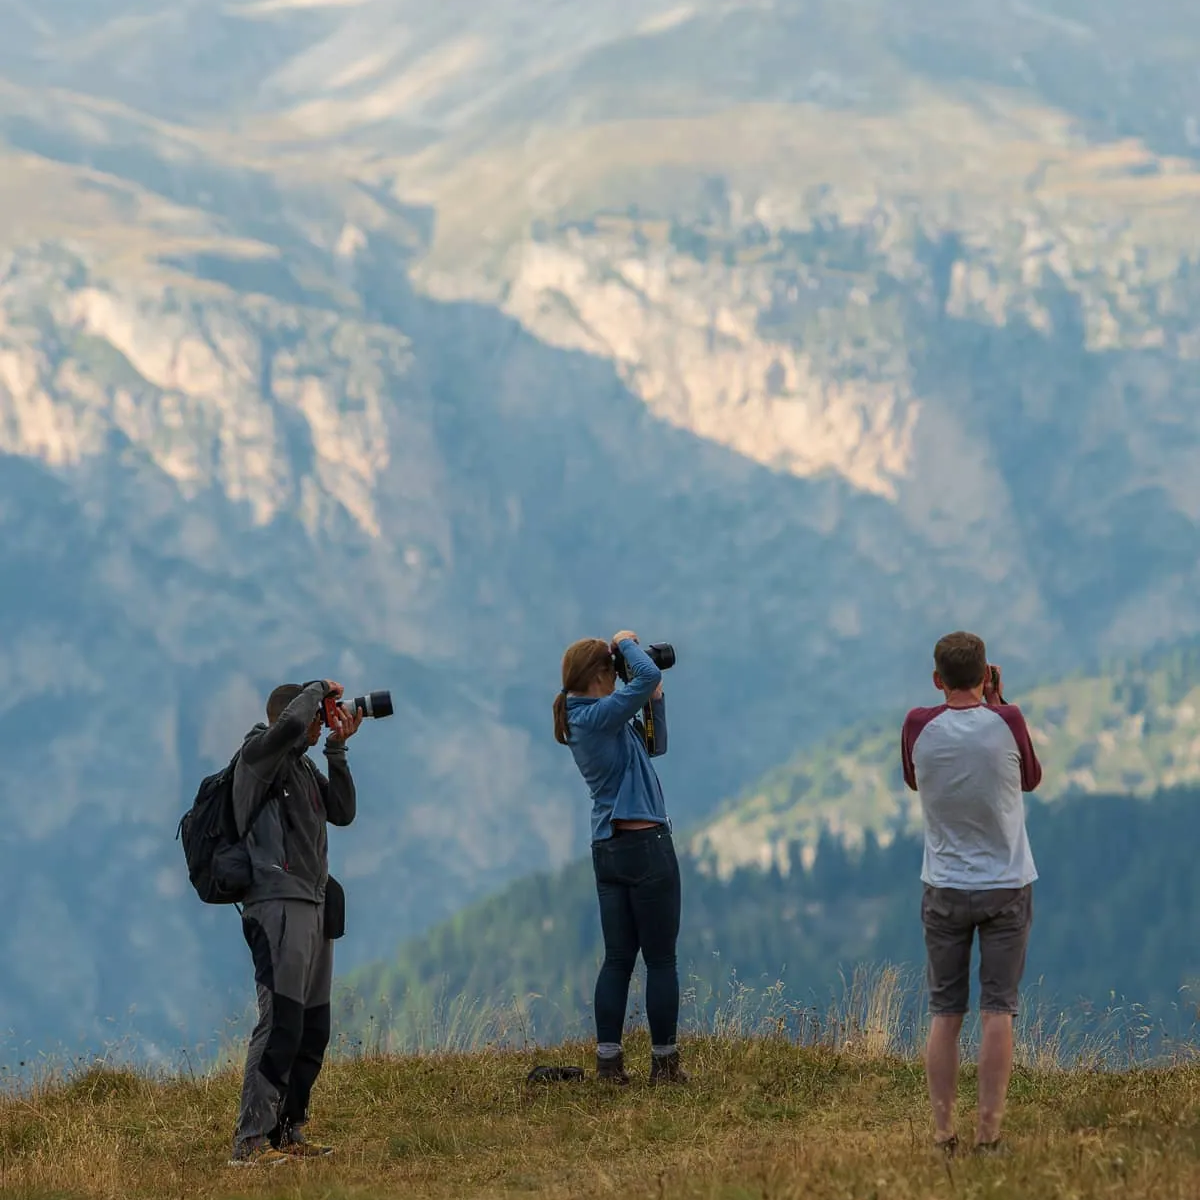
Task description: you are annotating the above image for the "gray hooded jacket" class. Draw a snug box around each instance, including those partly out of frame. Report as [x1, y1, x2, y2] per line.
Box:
[231, 680, 357, 905]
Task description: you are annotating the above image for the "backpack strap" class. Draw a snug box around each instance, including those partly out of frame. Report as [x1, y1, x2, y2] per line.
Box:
[231, 749, 290, 839]
[232, 759, 287, 916]
[241, 784, 278, 843]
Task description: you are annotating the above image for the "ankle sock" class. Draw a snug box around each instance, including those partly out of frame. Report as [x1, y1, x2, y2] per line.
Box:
[597, 1043, 623, 1059]
[652, 1044, 677, 1058]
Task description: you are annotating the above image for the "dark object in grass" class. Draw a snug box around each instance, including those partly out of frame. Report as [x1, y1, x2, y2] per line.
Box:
[974, 1140, 1012, 1157]
[526, 1065, 586, 1085]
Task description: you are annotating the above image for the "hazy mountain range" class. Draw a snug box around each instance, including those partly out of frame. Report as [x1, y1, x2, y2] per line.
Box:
[2, 0, 1200, 1055]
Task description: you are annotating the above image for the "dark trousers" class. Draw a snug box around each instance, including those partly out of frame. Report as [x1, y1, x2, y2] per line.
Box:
[234, 899, 333, 1153]
[591, 825, 682, 1048]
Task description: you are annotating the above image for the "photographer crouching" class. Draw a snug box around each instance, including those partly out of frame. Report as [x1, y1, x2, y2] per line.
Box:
[554, 631, 687, 1085]
[228, 679, 367, 1167]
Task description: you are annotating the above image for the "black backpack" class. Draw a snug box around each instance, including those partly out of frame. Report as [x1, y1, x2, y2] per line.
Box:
[176, 752, 275, 905]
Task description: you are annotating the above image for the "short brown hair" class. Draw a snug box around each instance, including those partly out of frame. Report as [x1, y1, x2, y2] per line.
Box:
[267, 683, 303, 723]
[933, 632, 987, 691]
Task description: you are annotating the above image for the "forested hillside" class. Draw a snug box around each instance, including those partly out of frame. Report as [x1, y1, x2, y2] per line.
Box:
[346, 787, 1200, 1049]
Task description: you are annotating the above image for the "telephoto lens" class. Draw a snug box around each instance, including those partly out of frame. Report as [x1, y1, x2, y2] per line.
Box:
[350, 690, 394, 719]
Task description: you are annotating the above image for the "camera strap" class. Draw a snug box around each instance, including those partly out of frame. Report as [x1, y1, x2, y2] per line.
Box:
[642, 702, 656, 747]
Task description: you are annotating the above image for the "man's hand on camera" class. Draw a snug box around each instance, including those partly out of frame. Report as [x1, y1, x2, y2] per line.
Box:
[984, 663, 1004, 705]
[611, 629, 639, 647]
[327, 702, 363, 743]
[324, 679, 344, 700]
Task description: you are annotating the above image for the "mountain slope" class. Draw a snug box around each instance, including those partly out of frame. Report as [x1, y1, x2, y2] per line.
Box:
[4, 0, 1200, 1053]
[346, 785, 1200, 1049]
[15, 1, 1200, 156]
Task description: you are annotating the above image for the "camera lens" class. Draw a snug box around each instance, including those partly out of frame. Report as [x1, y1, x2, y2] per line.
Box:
[353, 690, 394, 719]
[647, 643, 676, 671]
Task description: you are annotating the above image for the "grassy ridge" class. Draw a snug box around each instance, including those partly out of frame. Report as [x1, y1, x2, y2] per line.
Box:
[5, 1031, 1200, 1199]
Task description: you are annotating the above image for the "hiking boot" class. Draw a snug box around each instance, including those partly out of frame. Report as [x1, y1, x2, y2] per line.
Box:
[649, 1051, 689, 1085]
[934, 1135, 959, 1160]
[280, 1138, 334, 1159]
[278, 1127, 334, 1158]
[595, 1050, 630, 1085]
[228, 1142, 290, 1168]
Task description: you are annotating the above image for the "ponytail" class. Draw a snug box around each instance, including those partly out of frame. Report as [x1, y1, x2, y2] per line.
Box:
[554, 638, 616, 746]
[553, 690, 570, 745]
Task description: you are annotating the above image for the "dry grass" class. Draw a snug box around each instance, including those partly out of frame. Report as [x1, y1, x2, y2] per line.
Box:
[5, 1017, 1200, 1200]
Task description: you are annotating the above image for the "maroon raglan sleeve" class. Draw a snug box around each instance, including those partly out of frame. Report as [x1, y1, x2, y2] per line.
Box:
[901, 707, 945, 791]
[900, 709, 921, 791]
[996, 704, 1043, 791]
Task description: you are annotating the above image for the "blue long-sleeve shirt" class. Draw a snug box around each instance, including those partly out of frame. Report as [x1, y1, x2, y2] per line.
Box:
[565, 638, 670, 842]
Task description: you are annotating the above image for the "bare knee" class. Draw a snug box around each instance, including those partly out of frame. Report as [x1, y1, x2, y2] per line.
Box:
[980, 1011, 1015, 1040]
[928, 1013, 965, 1040]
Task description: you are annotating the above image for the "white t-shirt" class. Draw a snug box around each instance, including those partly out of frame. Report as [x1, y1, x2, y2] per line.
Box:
[901, 703, 1042, 890]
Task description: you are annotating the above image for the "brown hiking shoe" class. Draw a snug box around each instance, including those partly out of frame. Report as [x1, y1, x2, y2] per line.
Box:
[279, 1129, 334, 1158]
[595, 1050, 630, 1085]
[650, 1051, 689, 1085]
[228, 1142, 290, 1168]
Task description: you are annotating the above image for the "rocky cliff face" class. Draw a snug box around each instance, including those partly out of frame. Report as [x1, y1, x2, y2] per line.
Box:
[3, 0, 1200, 1054]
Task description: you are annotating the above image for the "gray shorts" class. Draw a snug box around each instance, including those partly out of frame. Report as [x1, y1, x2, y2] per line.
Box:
[921, 884, 1033, 1016]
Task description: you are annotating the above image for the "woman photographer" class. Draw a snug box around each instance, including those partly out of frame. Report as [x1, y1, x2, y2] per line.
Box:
[553, 631, 686, 1085]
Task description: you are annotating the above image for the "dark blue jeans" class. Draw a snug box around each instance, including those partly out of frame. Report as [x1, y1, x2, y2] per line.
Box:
[591, 825, 681, 1048]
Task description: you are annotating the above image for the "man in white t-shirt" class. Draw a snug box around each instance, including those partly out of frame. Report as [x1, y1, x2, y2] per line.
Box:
[901, 631, 1042, 1158]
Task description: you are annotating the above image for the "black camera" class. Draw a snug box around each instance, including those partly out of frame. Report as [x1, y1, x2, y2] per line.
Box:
[323, 690, 394, 727]
[613, 642, 676, 684]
